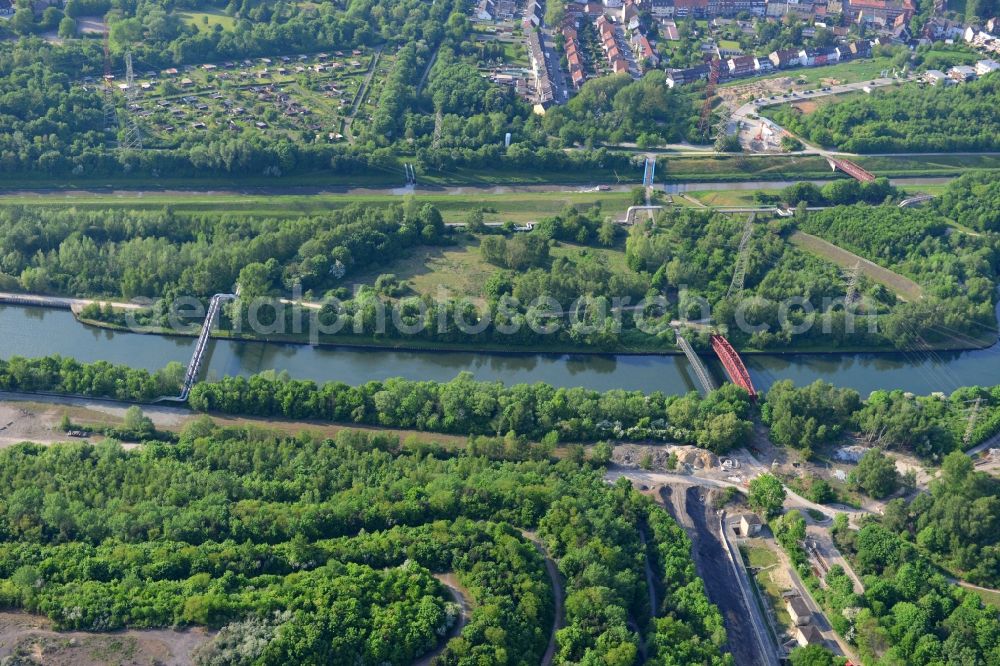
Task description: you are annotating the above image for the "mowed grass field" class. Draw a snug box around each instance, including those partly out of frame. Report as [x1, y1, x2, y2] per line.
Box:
[659, 154, 833, 181]
[177, 9, 237, 32]
[350, 238, 633, 301]
[721, 57, 896, 90]
[742, 541, 794, 634]
[788, 230, 924, 302]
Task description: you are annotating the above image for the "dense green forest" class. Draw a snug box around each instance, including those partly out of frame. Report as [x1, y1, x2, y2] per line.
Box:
[798, 204, 999, 348]
[881, 452, 1000, 587]
[770, 74, 1000, 152]
[0, 427, 729, 665]
[933, 171, 1000, 232]
[825, 510, 1000, 665]
[0, 203, 449, 299]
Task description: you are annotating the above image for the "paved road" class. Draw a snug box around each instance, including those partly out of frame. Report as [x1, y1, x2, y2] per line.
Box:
[0, 291, 145, 311]
[773, 535, 861, 662]
[540, 26, 569, 103]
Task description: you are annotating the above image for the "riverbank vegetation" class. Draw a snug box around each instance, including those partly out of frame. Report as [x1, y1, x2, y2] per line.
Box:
[2, 198, 997, 356]
[762, 379, 1000, 462]
[0, 355, 756, 450]
[0, 428, 729, 664]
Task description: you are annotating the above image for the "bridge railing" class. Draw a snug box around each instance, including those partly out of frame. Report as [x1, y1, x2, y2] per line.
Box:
[675, 331, 717, 396]
[179, 292, 236, 400]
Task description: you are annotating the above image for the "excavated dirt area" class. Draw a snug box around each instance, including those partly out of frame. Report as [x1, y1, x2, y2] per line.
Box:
[658, 485, 765, 666]
[0, 612, 209, 665]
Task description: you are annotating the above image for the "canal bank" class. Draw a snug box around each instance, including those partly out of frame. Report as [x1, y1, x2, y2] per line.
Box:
[3, 303, 1000, 396]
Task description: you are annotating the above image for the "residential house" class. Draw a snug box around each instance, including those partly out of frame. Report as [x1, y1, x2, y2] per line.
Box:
[769, 48, 801, 69]
[923, 68, 949, 85]
[0, 0, 13, 16]
[665, 63, 711, 86]
[754, 56, 774, 73]
[849, 39, 872, 57]
[767, 1, 822, 19]
[727, 54, 756, 76]
[949, 64, 977, 81]
[976, 58, 1000, 75]
[923, 18, 965, 40]
[649, 0, 674, 16]
[846, 0, 915, 26]
[632, 32, 659, 66]
[707, 0, 766, 16]
[673, 0, 709, 18]
[813, 47, 841, 66]
[475, 0, 495, 21]
[964, 26, 986, 43]
[797, 48, 817, 67]
[891, 17, 912, 43]
[612, 58, 630, 74]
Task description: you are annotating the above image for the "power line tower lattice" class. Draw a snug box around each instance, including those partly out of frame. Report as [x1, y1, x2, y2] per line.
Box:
[120, 51, 143, 151]
[726, 214, 755, 299]
[102, 31, 118, 136]
[843, 261, 861, 307]
[964, 397, 982, 448]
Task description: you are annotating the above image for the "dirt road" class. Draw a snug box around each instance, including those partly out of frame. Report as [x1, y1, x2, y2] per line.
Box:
[413, 573, 472, 666]
[521, 531, 565, 666]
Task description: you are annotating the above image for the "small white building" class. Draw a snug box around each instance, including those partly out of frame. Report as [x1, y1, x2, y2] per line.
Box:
[976, 59, 1000, 75]
[924, 69, 949, 85]
[786, 596, 812, 626]
[740, 513, 763, 536]
[949, 65, 977, 82]
[795, 624, 824, 648]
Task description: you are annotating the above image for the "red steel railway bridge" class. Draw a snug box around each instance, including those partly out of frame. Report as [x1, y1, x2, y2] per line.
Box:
[710, 334, 758, 399]
[673, 328, 758, 399]
[825, 156, 877, 183]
